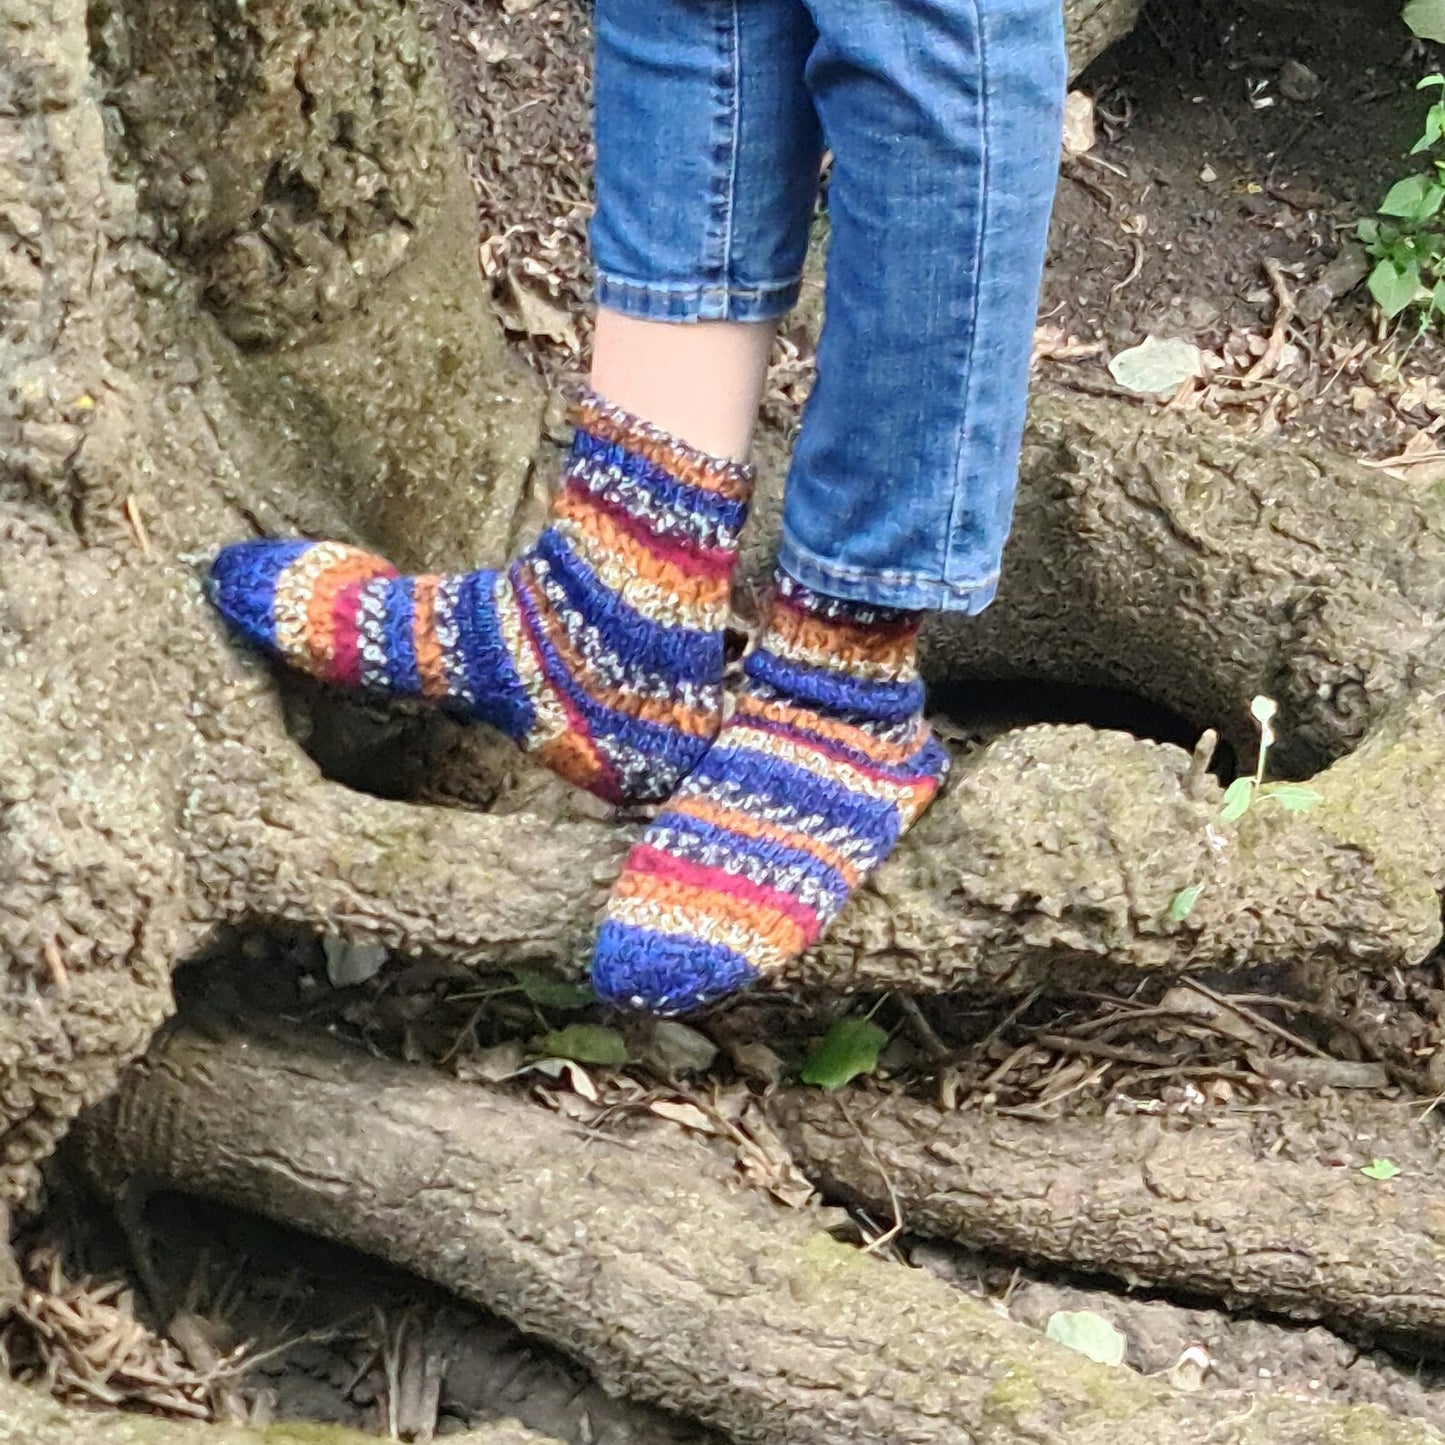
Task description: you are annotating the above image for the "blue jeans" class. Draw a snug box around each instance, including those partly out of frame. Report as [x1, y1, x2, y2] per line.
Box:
[591, 0, 1065, 612]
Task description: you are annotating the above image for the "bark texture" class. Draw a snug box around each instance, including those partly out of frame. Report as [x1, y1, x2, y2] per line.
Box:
[230, 397, 1445, 997]
[74, 1025, 1445, 1445]
[2, 0, 1444, 1219]
[0, 0, 540, 1205]
[775, 1090, 1445, 1336]
[0, 1375, 556, 1445]
[1064, 0, 1143, 76]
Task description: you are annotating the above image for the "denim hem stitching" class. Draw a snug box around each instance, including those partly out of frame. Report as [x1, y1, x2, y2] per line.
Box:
[594, 271, 803, 321]
[724, 0, 743, 288]
[941, 0, 992, 584]
[779, 533, 1000, 597]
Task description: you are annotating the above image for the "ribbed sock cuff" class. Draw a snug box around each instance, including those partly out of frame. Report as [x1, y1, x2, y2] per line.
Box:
[571, 389, 756, 503]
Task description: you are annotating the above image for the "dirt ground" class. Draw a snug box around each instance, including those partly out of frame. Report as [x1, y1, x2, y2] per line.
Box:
[439, 0, 1445, 469]
[12, 0, 1445, 1438]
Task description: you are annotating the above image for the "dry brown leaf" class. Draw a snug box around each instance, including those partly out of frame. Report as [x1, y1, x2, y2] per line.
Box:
[492, 268, 580, 350]
[736, 1102, 816, 1209]
[648, 1099, 716, 1134]
[1363, 427, 1445, 484]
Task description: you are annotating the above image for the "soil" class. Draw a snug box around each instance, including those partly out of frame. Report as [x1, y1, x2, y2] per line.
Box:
[437, 0, 1445, 469]
[1044, 0, 1445, 460]
[14, 0, 1445, 1439]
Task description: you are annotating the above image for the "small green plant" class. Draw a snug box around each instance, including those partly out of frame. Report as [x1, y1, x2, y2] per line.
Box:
[1217, 696, 1322, 824]
[1361, 0, 1445, 325]
[1361, 1157, 1402, 1181]
[1359, 74, 1445, 323]
[800, 1016, 888, 1089]
[1165, 882, 1205, 923]
[536, 1023, 630, 1066]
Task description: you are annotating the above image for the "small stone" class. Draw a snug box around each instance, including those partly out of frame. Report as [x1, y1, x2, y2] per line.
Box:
[1184, 297, 1220, 329]
[454, 1040, 526, 1085]
[1278, 59, 1322, 102]
[730, 1040, 785, 1087]
[1062, 91, 1096, 155]
[1170, 1345, 1212, 1391]
[649, 1020, 718, 1075]
[1199, 163, 1217, 184]
[322, 936, 388, 988]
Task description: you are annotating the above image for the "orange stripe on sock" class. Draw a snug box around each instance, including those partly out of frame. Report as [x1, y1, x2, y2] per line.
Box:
[534, 730, 615, 800]
[766, 595, 920, 674]
[667, 794, 863, 890]
[732, 692, 930, 767]
[303, 553, 394, 678]
[507, 571, 622, 801]
[610, 869, 811, 961]
[572, 394, 753, 502]
[553, 491, 732, 610]
[512, 563, 719, 739]
[411, 576, 451, 701]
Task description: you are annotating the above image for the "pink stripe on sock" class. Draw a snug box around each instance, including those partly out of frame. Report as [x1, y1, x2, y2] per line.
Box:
[562, 479, 734, 580]
[329, 581, 365, 686]
[626, 843, 822, 943]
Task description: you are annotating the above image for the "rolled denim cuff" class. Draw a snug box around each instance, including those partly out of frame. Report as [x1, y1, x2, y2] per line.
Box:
[778, 532, 1002, 616]
[594, 269, 803, 323]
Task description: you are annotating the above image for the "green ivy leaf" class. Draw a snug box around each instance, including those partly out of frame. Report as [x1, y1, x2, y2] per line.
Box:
[1369, 256, 1425, 319]
[1405, 0, 1445, 42]
[1219, 777, 1254, 823]
[537, 1024, 630, 1066]
[1357, 217, 1382, 247]
[800, 1018, 888, 1090]
[514, 969, 596, 1010]
[1380, 174, 1445, 222]
[1166, 884, 1204, 923]
[1261, 782, 1323, 813]
[1412, 103, 1445, 154]
[1361, 1157, 1402, 1181]
[1044, 1311, 1127, 1367]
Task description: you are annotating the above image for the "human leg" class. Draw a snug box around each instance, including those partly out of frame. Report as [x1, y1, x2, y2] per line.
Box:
[782, 0, 1067, 613]
[592, 0, 1065, 1007]
[207, 0, 824, 806]
[589, 0, 825, 458]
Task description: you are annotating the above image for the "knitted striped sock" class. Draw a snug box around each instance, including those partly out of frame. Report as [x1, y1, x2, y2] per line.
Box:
[206, 392, 754, 804]
[591, 570, 949, 1012]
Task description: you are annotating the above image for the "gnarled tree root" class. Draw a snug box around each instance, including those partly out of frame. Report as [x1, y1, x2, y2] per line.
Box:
[75, 1025, 1445, 1445]
[0, 1375, 557, 1445]
[211, 394, 1445, 997]
[774, 1090, 1445, 1336]
[3, 0, 1444, 1243]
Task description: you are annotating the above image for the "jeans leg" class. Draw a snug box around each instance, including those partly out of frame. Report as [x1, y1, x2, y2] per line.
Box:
[779, 0, 1066, 612]
[592, 0, 825, 323]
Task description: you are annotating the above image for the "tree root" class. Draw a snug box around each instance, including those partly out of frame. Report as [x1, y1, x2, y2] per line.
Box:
[774, 1089, 1445, 1336]
[210, 646, 1445, 994]
[204, 392, 1445, 993]
[911, 1238, 1445, 1425]
[0, 1375, 557, 1445]
[73, 1024, 1445, 1445]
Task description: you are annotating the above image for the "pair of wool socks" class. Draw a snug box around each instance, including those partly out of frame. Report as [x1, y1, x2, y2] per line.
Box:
[207, 392, 946, 1012]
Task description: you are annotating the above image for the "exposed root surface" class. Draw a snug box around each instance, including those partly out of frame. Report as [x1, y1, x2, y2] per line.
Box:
[69, 1024, 1445, 1445]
